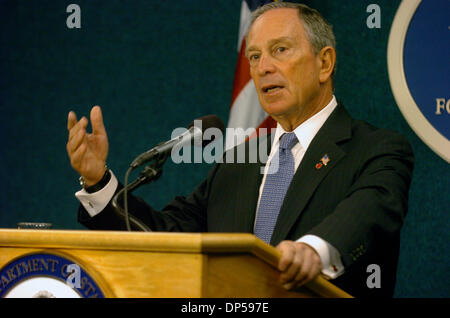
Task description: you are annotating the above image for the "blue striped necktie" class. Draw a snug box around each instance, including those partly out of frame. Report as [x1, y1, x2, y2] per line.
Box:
[254, 132, 298, 244]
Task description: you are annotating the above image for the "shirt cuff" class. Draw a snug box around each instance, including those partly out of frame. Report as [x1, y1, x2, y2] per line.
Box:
[297, 234, 345, 279]
[75, 170, 118, 218]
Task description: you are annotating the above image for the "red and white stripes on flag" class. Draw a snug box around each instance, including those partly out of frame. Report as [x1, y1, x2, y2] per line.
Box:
[225, 0, 277, 151]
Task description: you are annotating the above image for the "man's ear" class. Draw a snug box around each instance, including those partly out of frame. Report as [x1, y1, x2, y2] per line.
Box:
[318, 46, 336, 83]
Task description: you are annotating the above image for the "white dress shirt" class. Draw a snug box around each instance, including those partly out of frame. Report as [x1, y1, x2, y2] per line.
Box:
[76, 95, 344, 279]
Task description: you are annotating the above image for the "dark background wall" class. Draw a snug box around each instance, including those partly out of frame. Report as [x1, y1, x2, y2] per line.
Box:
[0, 0, 448, 297]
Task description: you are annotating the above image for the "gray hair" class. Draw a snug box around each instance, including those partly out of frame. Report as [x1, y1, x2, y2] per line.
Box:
[248, 2, 336, 55]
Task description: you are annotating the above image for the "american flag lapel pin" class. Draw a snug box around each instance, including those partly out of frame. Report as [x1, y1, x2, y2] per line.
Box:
[321, 154, 330, 166]
[315, 154, 330, 170]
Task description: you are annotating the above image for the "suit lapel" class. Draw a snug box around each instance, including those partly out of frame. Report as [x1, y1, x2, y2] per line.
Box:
[270, 104, 352, 245]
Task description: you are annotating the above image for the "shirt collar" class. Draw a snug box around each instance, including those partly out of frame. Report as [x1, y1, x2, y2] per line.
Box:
[272, 95, 338, 151]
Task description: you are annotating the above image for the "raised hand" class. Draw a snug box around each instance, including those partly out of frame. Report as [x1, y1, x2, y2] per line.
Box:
[66, 106, 109, 186]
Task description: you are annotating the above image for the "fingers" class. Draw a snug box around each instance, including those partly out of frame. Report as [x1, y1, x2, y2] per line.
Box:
[69, 141, 87, 169]
[66, 106, 109, 181]
[67, 105, 102, 154]
[68, 116, 88, 143]
[291, 253, 315, 288]
[277, 241, 295, 272]
[90, 105, 106, 136]
[67, 111, 88, 168]
[67, 111, 77, 131]
[276, 241, 322, 290]
[67, 123, 86, 155]
[277, 241, 302, 285]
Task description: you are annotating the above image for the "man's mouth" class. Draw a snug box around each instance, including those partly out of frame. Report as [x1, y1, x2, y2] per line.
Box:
[262, 85, 284, 93]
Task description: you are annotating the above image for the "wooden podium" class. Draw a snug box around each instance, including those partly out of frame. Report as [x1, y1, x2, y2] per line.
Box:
[0, 229, 351, 298]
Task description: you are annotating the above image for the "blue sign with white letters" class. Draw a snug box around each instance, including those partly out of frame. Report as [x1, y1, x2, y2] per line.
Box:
[388, 0, 450, 162]
[403, 0, 450, 139]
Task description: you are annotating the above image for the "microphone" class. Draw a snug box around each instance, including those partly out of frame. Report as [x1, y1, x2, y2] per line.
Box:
[130, 114, 224, 169]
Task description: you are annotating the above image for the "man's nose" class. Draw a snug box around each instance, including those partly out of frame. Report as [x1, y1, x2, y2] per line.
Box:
[257, 54, 276, 76]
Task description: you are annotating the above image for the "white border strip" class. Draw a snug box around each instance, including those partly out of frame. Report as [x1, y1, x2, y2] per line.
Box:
[387, 0, 450, 163]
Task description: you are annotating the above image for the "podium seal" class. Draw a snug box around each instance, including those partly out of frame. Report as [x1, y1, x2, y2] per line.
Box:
[0, 252, 106, 298]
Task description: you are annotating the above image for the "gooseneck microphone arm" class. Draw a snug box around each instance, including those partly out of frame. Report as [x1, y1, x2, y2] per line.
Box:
[111, 153, 169, 232]
[111, 114, 225, 232]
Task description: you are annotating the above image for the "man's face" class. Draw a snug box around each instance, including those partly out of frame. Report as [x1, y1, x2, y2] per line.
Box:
[246, 8, 323, 126]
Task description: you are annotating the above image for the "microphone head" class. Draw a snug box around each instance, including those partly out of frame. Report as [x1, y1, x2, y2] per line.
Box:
[188, 115, 225, 147]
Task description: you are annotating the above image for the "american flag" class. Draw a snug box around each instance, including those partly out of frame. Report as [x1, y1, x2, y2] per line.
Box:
[225, 0, 278, 150]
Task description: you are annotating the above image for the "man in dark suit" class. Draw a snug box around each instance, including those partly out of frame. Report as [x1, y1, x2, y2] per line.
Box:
[66, 3, 413, 297]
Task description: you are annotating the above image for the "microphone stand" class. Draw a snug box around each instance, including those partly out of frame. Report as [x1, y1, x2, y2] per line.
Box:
[111, 152, 169, 232]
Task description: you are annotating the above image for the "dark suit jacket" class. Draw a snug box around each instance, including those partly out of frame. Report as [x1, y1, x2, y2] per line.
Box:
[78, 103, 414, 297]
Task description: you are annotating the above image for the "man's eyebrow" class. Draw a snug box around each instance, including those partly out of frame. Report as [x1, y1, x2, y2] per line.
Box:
[246, 36, 294, 56]
[245, 45, 257, 57]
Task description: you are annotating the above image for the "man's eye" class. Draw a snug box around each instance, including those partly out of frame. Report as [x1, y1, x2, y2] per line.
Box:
[249, 54, 260, 61]
[276, 47, 287, 53]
